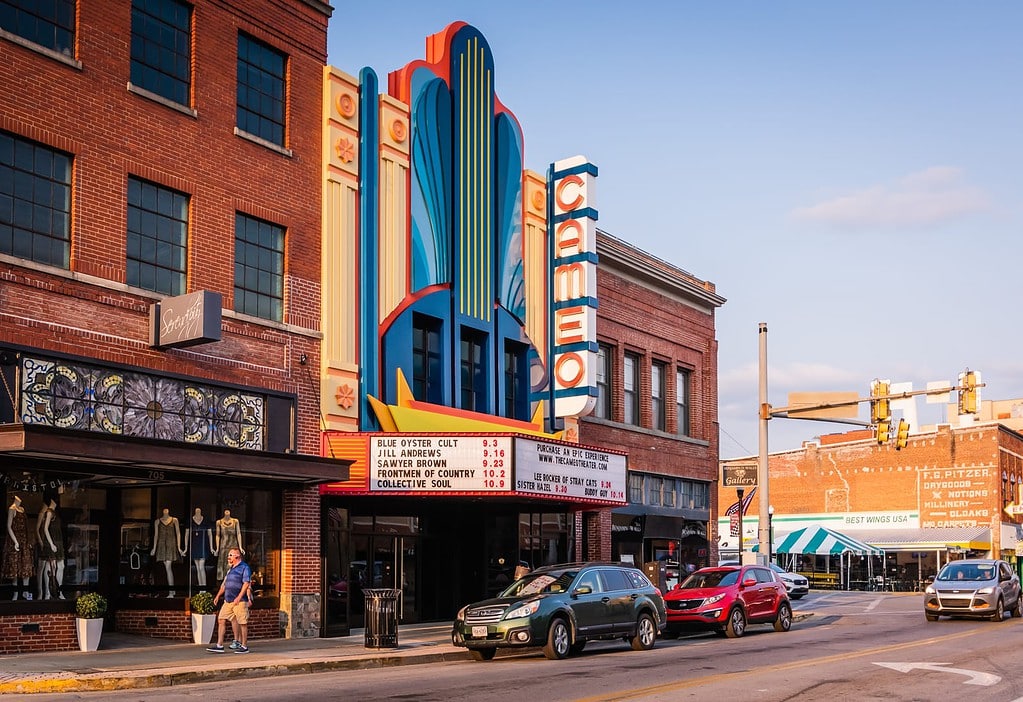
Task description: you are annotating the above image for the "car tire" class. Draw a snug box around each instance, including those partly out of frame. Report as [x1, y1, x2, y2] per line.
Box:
[773, 601, 792, 632]
[925, 612, 939, 622]
[1014, 596, 1023, 619]
[989, 597, 1004, 622]
[631, 613, 657, 651]
[469, 647, 497, 661]
[725, 607, 746, 638]
[543, 618, 571, 660]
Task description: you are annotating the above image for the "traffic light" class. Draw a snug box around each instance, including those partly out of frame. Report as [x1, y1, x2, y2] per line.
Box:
[958, 370, 978, 415]
[870, 379, 891, 424]
[895, 418, 910, 450]
[876, 420, 891, 445]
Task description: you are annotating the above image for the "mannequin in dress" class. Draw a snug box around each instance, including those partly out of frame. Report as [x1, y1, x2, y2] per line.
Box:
[186, 508, 215, 587]
[35, 498, 65, 600]
[150, 509, 185, 597]
[3, 495, 34, 600]
[215, 510, 244, 580]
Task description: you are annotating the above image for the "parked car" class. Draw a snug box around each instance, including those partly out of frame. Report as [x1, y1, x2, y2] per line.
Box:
[451, 562, 666, 661]
[664, 564, 792, 638]
[924, 558, 1022, 621]
[719, 561, 808, 600]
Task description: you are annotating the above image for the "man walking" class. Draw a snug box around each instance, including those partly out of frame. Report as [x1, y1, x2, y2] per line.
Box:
[206, 548, 251, 654]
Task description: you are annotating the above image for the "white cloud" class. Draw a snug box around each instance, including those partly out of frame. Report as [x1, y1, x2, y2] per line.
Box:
[791, 166, 989, 227]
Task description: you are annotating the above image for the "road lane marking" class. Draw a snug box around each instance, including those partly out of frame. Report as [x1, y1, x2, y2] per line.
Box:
[573, 628, 988, 702]
[874, 662, 999, 686]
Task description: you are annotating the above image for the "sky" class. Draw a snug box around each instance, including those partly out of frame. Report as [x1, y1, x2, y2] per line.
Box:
[326, 2, 1023, 459]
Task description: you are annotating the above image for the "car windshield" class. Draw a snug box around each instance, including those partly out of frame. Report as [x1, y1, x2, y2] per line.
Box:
[937, 564, 995, 582]
[679, 570, 738, 589]
[500, 570, 578, 597]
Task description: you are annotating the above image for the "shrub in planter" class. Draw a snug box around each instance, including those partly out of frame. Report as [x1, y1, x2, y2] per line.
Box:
[190, 591, 217, 615]
[76, 592, 108, 619]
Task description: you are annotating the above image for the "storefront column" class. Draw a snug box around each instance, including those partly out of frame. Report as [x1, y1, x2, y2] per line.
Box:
[281, 486, 321, 638]
[583, 509, 613, 561]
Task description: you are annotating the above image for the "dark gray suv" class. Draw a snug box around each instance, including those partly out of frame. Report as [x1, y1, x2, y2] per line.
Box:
[452, 562, 667, 661]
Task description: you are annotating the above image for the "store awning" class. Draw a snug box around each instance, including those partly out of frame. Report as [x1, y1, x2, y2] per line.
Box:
[0, 423, 350, 486]
[775, 525, 884, 556]
[845, 527, 991, 552]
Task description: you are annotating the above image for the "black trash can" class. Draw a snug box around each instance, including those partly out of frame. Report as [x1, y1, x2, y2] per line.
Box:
[363, 588, 401, 648]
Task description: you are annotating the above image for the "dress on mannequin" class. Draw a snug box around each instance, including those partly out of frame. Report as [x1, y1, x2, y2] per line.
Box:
[3, 496, 34, 600]
[187, 508, 214, 587]
[151, 509, 184, 596]
[35, 499, 65, 600]
[215, 510, 243, 580]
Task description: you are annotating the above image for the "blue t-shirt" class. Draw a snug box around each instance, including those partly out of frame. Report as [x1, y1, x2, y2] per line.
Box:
[224, 561, 252, 601]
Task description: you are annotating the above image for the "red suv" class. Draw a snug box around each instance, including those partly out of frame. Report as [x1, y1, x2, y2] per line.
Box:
[663, 564, 792, 638]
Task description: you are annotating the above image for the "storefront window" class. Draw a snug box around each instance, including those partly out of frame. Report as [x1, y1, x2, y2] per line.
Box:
[2, 472, 279, 605]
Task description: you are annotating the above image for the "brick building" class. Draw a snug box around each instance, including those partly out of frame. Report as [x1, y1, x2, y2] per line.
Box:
[0, 0, 348, 653]
[719, 418, 1023, 587]
[579, 231, 725, 589]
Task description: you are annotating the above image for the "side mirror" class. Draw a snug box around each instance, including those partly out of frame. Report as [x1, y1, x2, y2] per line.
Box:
[741, 577, 757, 588]
[573, 585, 593, 597]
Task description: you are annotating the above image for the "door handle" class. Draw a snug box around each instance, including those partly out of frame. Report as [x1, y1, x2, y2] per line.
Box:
[601, 597, 610, 603]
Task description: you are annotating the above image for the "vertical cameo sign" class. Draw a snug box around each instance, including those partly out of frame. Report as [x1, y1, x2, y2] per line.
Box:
[549, 156, 598, 418]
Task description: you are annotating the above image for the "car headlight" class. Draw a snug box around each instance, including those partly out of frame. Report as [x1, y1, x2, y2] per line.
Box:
[924, 585, 935, 595]
[456, 605, 467, 620]
[505, 600, 540, 619]
[703, 593, 726, 605]
[976, 587, 995, 595]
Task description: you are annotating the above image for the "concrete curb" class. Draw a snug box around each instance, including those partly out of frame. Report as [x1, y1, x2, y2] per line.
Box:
[0, 649, 470, 695]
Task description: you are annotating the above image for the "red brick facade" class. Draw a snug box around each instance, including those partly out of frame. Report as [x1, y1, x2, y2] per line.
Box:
[579, 232, 723, 567]
[0, 0, 331, 650]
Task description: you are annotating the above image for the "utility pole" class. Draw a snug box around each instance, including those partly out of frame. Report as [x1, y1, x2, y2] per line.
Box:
[758, 322, 770, 564]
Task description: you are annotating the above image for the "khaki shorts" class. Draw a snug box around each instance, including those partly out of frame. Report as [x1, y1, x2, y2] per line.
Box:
[217, 600, 249, 624]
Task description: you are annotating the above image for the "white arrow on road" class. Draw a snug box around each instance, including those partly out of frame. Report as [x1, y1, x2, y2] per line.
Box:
[874, 662, 1000, 686]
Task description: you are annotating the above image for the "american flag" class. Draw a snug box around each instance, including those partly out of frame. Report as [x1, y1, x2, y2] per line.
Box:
[724, 487, 757, 516]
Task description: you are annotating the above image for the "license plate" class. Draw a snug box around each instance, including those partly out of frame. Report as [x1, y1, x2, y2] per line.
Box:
[471, 626, 488, 638]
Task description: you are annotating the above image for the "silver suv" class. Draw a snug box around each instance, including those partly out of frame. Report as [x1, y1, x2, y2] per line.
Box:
[924, 558, 1022, 621]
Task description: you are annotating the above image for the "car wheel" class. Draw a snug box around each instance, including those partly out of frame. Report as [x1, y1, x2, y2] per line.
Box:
[543, 618, 571, 660]
[773, 601, 792, 632]
[925, 612, 939, 622]
[469, 648, 497, 661]
[725, 607, 746, 638]
[1014, 596, 1023, 619]
[989, 597, 1005, 622]
[631, 613, 657, 651]
[569, 640, 586, 655]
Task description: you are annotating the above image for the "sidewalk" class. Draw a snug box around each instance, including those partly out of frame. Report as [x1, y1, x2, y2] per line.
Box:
[0, 623, 464, 695]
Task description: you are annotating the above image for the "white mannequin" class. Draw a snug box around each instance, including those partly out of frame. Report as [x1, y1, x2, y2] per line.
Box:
[4, 496, 32, 600]
[35, 499, 65, 600]
[186, 508, 215, 587]
[214, 510, 244, 580]
[151, 509, 185, 597]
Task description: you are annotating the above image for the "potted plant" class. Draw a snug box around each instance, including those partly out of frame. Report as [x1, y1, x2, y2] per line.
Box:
[75, 592, 107, 651]
[189, 591, 218, 645]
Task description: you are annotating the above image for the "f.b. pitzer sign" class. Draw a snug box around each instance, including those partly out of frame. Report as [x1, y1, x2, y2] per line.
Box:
[722, 463, 758, 488]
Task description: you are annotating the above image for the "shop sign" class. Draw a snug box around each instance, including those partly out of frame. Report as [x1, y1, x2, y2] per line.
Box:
[369, 436, 512, 492]
[514, 438, 626, 503]
[722, 464, 758, 488]
[150, 290, 222, 349]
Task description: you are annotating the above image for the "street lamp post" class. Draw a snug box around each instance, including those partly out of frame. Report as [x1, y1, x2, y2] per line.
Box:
[758, 323, 771, 565]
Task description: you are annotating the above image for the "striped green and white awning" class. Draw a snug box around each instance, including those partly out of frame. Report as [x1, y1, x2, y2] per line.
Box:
[774, 525, 884, 556]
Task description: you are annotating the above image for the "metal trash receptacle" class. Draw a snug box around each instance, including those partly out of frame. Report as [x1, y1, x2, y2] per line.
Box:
[363, 588, 401, 648]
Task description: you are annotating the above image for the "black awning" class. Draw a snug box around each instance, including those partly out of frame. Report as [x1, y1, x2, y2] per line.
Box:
[0, 423, 350, 486]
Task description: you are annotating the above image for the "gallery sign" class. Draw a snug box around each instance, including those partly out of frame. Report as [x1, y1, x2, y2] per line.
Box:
[150, 290, 222, 349]
[722, 463, 758, 488]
